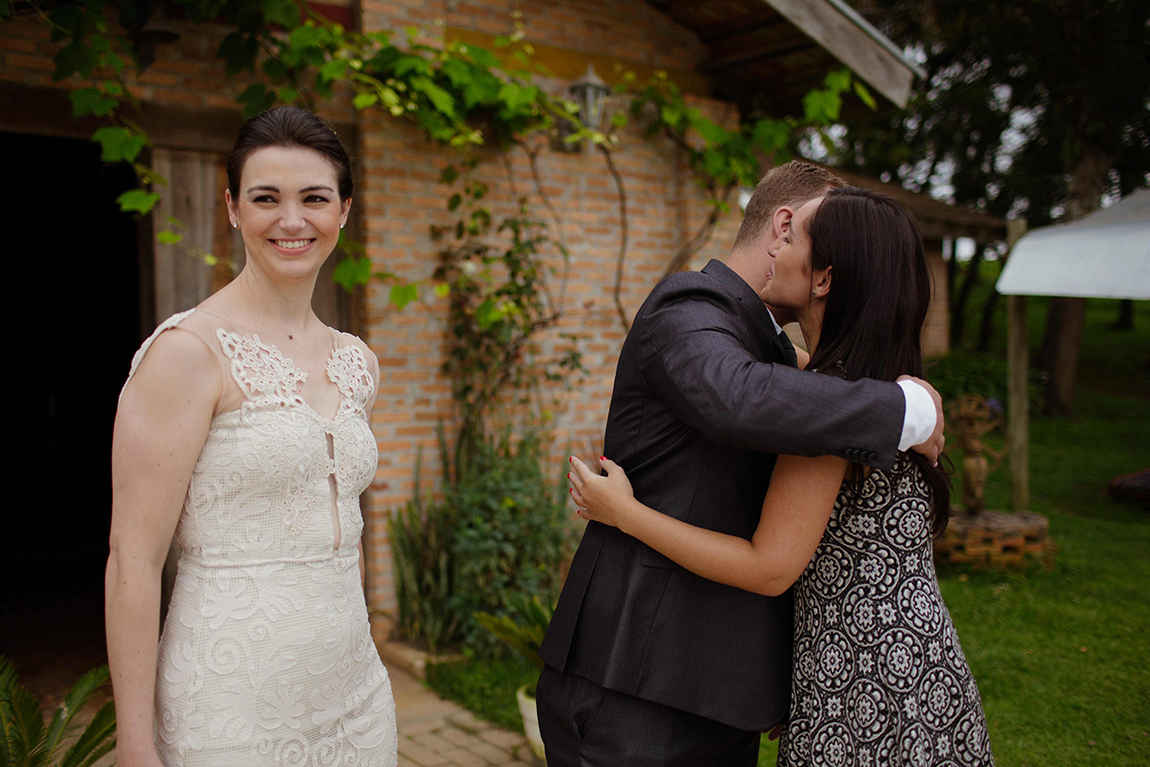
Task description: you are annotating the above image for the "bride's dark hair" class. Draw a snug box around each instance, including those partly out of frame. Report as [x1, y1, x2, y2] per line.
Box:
[806, 186, 951, 535]
[227, 106, 353, 201]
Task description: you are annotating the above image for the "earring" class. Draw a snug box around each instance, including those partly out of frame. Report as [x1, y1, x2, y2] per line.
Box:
[233, 222, 238, 229]
[340, 222, 345, 229]
[811, 290, 817, 297]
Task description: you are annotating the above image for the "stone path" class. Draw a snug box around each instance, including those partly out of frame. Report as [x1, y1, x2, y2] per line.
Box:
[388, 661, 538, 767]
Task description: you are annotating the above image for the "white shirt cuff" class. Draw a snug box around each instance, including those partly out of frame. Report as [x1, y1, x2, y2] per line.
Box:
[897, 379, 937, 452]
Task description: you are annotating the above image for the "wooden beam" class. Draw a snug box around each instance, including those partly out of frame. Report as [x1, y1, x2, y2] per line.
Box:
[699, 38, 817, 74]
[698, 13, 790, 46]
[444, 27, 712, 96]
[761, 0, 916, 107]
[0, 82, 354, 154]
[1005, 218, 1030, 511]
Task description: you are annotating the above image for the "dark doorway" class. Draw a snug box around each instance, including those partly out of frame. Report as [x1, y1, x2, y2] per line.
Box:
[2, 131, 143, 707]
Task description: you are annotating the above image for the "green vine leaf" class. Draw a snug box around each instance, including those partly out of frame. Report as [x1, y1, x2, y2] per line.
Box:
[116, 189, 161, 214]
[70, 88, 117, 117]
[802, 88, 842, 124]
[390, 283, 420, 309]
[394, 56, 432, 77]
[320, 58, 349, 82]
[752, 119, 789, 153]
[333, 256, 372, 292]
[690, 114, 728, 147]
[823, 68, 852, 93]
[288, 23, 324, 51]
[53, 41, 100, 81]
[238, 84, 275, 119]
[353, 92, 379, 109]
[412, 76, 456, 117]
[262, 0, 302, 28]
[157, 230, 183, 245]
[217, 31, 260, 75]
[92, 126, 146, 162]
[853, 80, 877, 111]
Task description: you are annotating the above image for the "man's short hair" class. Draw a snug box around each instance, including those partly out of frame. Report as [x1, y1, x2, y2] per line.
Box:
[732, 161, 846, 250]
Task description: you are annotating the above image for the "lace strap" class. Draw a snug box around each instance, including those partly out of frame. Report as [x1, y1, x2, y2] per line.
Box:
[118, 309, 198, 404]
[216, 329, 308, 410]
[328, 344, 375, 416]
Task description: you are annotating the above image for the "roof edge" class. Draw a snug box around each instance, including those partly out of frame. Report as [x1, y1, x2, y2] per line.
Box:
[822, 0, 927, 80]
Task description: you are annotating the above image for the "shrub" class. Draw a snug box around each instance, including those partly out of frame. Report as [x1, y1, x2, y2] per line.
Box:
[449, 430, 573, 650]
[389, 430, 574, 655]
[388, 488, 461, 655]
[926, 351, 1044, 414]
[474, 592, 554, 671]
[0, 656, 116, 767]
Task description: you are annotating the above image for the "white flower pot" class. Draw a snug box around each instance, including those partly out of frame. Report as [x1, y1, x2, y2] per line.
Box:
[517, 683, 546, 764]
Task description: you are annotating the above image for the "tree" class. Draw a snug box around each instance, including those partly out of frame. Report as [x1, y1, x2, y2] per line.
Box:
[831, 0, 1150, 412]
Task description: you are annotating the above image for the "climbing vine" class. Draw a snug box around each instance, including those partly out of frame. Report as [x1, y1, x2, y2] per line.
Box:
[3, 0, 870, 426]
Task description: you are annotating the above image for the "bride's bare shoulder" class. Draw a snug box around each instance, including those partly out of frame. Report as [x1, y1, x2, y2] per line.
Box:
[121, 320, 221, 415]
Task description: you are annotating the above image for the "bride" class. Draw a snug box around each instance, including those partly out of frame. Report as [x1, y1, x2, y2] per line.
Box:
[107, 106, 397, 766]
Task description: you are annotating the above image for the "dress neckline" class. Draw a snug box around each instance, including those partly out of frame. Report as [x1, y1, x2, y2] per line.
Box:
[219, 327, 347, 424]
[192, 306, 363, 425]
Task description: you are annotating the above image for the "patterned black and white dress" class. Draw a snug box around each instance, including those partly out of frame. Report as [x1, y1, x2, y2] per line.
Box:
[777, 454, 994, 767]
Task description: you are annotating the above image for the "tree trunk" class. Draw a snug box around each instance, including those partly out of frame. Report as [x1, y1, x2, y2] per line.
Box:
[1040, 150, 1109, 414]
[950, 248, 983, 349]
[976, 261, 1003, 352]
[1045, 296, 1087, 414]
[946, 239, 959, 300]
[1114, 299, 1134, 330]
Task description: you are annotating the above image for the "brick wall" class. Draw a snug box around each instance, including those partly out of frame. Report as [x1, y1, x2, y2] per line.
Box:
[357, 1, 741, 620]
[1, 0, 746, 626]
[0, 10, 355, 121]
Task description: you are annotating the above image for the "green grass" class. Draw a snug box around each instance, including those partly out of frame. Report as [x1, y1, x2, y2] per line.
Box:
[926, 389, 1150, 766]
[426, 654, 538, 734]
[429, 295, 1150, 766]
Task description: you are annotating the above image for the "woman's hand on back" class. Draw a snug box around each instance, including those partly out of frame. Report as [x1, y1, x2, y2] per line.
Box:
[568, 456, 635, 528]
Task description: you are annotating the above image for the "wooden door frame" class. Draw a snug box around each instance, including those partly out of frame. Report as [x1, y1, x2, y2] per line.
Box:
[1, 81, 359, 334]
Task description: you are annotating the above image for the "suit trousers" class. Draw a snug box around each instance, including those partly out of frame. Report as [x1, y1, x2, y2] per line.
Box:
[536, 665, 760, 767]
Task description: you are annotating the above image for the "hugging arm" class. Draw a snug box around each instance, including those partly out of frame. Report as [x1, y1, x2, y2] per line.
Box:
[641, 293, 910, 470]
[569, 454, 846, 596]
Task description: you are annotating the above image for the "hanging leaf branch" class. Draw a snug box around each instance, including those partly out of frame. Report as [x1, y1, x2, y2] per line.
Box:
[622, 68, 865, 280]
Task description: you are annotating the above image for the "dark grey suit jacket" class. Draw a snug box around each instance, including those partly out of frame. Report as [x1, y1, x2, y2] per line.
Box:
[539, 260, 905, 731]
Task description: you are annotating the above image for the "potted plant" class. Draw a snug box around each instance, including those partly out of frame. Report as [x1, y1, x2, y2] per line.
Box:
[475, 592, 554, 764]
[0, 655, 117, 766]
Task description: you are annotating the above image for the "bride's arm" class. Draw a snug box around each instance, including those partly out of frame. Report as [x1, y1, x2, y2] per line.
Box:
[107, 330, 219, 766]
[568, 454, 846, 596]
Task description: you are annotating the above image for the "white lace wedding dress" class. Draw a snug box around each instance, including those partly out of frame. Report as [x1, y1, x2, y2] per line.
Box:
[122, 309, 397, 767]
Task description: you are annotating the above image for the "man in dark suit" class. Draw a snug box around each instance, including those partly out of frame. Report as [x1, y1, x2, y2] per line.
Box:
[536, 161, 944, 766]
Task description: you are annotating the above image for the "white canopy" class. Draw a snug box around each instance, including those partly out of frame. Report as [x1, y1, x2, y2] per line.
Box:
[996, 188, 1150, 300]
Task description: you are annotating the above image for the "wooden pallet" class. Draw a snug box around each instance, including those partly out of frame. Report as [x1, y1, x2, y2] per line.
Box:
[933, 509, 1056, 569]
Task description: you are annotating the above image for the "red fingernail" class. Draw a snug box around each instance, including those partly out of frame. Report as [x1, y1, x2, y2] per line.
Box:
[600, 456, 606, 461]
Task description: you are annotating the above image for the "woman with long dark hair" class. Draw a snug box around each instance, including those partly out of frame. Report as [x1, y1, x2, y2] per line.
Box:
[568, 187, 993, 766]
[108, 106, 397, 766]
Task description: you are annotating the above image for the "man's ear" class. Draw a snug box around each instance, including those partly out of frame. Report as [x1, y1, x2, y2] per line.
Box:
[771, 206, 795, 240]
